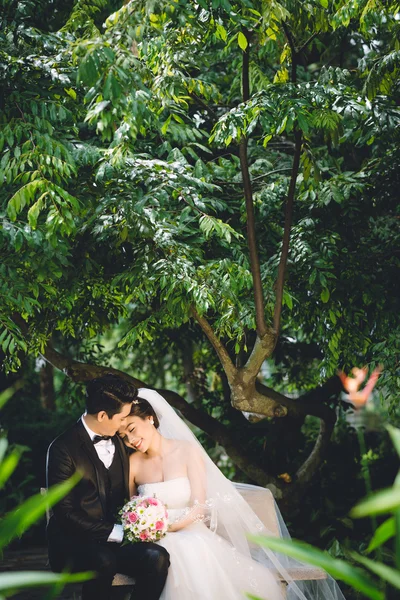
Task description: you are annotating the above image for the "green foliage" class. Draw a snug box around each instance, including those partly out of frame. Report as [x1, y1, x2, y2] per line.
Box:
[0, 5, 399, 563]
[1, 0, 398, 392]
[248, 535, 383, 600]
[250, 425, 400, 599]
[0, 386, 92, 596]
[0, 571, 93, 596]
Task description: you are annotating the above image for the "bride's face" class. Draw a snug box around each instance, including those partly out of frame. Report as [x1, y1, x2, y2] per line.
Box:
[118, 415, 154, 452]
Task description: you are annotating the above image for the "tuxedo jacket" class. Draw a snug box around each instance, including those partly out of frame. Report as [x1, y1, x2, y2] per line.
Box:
[46, 419, 129, 544]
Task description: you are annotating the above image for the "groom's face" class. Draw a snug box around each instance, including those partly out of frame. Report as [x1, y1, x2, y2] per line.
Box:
[97, 402, 132, 436]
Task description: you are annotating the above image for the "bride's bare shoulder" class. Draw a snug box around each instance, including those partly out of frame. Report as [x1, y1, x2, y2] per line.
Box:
[165, 439, 192, 455]
[173, 439, 203, 460]
[129, 451, 144, 467]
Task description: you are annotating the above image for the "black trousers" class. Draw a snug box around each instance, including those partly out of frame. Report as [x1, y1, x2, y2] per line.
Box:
[48, 535, 170, 600]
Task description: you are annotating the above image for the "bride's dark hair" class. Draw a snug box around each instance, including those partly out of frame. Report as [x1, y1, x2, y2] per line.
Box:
[129, 396, 160, 429]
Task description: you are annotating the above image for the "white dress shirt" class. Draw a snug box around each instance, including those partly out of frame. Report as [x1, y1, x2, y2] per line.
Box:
[81, 415, 123, 543]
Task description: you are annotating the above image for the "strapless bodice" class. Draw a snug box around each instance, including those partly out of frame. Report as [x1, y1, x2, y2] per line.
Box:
[137, 477, 191, 521]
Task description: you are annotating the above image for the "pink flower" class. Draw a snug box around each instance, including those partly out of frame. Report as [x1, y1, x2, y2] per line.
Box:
[148, 498, 159, 506]
[155, 521, 164, 530]
[128, 512, 138, 523]
[139, 532, 148, 540]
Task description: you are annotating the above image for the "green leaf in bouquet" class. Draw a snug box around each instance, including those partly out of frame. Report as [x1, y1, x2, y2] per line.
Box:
[248, 535, 383, 600]
[0, 473, 81, 551]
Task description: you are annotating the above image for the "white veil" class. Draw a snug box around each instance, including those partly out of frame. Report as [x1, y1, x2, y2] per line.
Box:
[138, 388, 346, 600]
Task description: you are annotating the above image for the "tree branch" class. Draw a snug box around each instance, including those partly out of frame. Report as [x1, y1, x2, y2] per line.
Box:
[256, 380, 337, 423]
[214, 167, 292, 187]
[282, 22, 297, 82]
[272, 129, 302, 335]
[188, 92, 218, 120]
[295, 419, 335, 488]
[239, 29, 267, 337]
[189, 307, 237, 382]
[298, 31, 319, 55]
[243, 329, 277, 380]
[180, 338, 198, 405]
[251, 167, 293, 182]
[282, 23, 318, 59]
[282, 22, 296, 55]
[41, 342, 280, 491]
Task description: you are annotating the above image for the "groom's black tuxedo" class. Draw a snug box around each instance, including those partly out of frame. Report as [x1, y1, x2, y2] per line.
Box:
[47, 419, 129, 544]
[46, 419, 169, 600]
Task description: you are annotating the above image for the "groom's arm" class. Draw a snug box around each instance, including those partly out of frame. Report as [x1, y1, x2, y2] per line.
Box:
[47, 439, 116, 542]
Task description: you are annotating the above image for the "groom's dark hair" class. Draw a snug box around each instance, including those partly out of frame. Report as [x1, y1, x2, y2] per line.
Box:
[86, 374, 138, 418]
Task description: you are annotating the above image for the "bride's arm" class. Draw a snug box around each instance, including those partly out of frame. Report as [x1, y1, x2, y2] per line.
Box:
[168, 444, 207, 532]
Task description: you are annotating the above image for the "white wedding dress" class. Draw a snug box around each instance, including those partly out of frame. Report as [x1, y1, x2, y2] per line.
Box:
[138, 476, 285, 600]
[135, 388, 346, 600]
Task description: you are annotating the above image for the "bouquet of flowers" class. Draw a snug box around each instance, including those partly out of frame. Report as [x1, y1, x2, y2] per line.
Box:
[119, 496, 169, 543]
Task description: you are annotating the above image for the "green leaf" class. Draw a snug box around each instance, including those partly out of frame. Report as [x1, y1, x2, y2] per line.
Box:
[161, 115, 172, 135]
[366, 517, 395, 553]
[321, 288, 330, 303]
[2, 334, 11, 354]
[283, 290, 293, 310]
[351, 552, 400, 590]
[64, 87, 77, 100]
[238, 32, 248, 51]
[0, 473, 81, 550]
[0, 571, 93, 593]
[386, 425, 400, 458]
[216, 24, 227, 42]
[320, 0, 329, 7]
[85, 101, 111, 121]
[297, 112, 310, 134]
[0, 449, 22, 488]
[351, 487, 400, 518]
[0, 384, 19, 410]
[0, 439, 8, 465]
[7, 180, 42, 219]
[27, 196, 45, 229]
[248, 535, 383, 600]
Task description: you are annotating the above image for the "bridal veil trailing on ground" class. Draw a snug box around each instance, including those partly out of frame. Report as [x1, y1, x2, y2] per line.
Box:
[137, 388, 346, 600]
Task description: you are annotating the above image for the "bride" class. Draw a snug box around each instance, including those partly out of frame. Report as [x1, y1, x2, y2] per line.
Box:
[118, 388, 346, 600]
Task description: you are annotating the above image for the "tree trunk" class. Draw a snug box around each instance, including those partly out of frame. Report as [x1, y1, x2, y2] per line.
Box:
[39, 360, 55, 411]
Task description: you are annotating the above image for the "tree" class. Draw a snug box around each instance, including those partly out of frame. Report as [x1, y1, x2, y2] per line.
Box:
[1, 0, 399, 506]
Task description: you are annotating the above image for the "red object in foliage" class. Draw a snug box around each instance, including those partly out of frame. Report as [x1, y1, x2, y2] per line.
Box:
[338, 366, 382, 409]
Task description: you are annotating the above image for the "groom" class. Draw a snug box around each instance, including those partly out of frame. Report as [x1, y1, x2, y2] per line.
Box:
[46, 374, 170, 600]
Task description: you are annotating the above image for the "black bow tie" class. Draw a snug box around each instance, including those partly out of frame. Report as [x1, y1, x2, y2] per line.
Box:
[93, 435, 112, 444]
